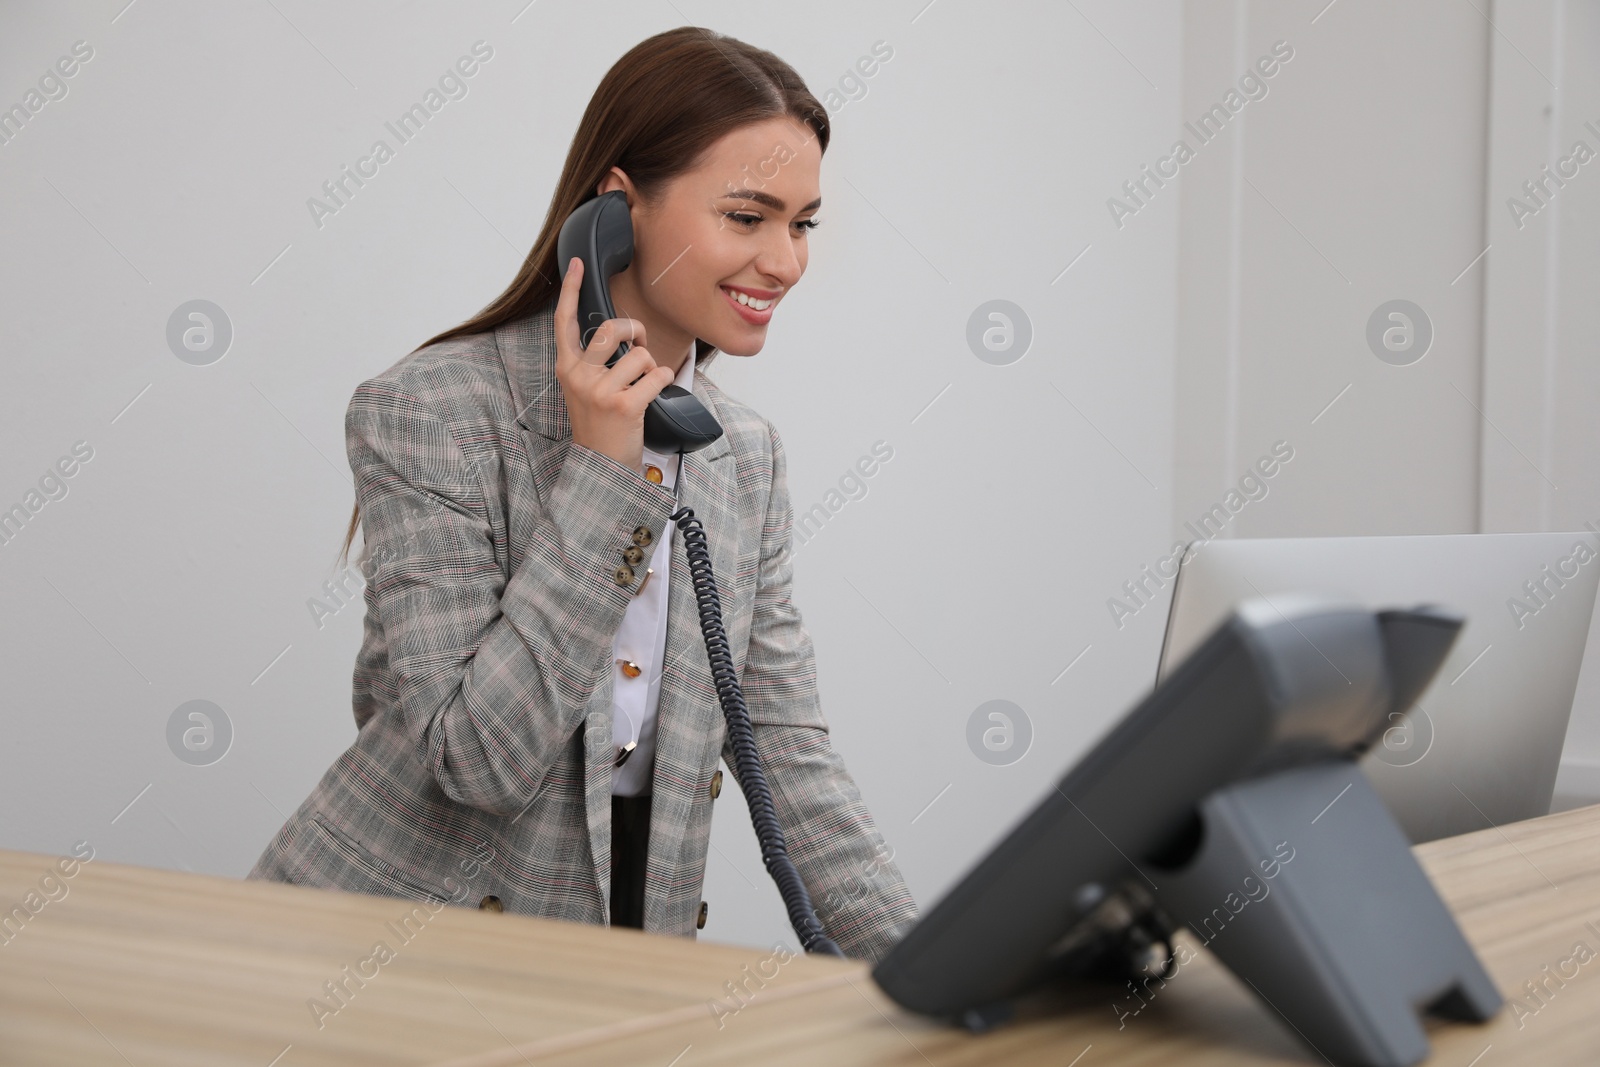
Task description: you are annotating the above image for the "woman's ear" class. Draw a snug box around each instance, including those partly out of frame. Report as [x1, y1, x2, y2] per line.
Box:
[596, 166, 635, 202]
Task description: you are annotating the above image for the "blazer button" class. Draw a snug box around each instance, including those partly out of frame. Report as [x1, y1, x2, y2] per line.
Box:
[478, 895, 503, 912]
[632, 525, 654, 547]
[623, 545, 645, 567]
[612, 564, 635, 586]
[697, 900, 709, 929]
[709, 769, 723, 800]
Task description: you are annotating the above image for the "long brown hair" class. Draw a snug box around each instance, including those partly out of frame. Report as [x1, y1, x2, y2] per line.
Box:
[338, 26, 829, 567]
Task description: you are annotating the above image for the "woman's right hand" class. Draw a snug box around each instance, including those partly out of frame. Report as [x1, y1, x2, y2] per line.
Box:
[554, 256, 677, 477]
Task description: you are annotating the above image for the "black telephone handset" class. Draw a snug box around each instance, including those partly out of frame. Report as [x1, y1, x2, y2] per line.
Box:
[556, 190, 724, 454]
[557, 192, 842, 957]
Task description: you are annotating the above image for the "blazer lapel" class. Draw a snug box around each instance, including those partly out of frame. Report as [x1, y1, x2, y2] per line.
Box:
[495, 303, 736, 922]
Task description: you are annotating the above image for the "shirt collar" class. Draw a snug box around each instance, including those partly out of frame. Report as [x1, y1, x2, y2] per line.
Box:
[672, 349, 697, 394]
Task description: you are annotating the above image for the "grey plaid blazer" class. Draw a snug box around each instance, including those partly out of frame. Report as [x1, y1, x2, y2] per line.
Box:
[246, 300, 918, 962]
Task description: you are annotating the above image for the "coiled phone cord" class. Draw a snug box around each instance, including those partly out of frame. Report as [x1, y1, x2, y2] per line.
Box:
[671, 504, 845, 958]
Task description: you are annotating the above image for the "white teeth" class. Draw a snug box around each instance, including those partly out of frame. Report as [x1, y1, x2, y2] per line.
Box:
[725, 287, 773, 311]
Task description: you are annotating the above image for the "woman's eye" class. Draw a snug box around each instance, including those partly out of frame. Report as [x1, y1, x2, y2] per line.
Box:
[723, 212, 822, 232]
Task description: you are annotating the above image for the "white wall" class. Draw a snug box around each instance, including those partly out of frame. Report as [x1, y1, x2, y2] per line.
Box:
[1480, 0, 1600, 807]
[1171, 0, 1600, 810]
[1175, 0, 1488, 540]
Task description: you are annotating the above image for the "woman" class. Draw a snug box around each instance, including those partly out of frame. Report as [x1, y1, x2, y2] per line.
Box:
[247, 26, 918, 964]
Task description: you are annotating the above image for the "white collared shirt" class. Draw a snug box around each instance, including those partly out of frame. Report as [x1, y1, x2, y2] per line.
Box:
[611, 351, 697, 796]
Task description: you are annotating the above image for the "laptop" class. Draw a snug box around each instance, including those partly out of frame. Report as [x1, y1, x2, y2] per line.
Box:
[1156, 532, 1600, 843]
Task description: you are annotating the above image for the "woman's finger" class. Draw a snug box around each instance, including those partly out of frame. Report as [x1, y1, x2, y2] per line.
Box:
[553, 257, 584, 373]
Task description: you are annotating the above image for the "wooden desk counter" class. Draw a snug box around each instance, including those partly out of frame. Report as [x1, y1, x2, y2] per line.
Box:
[2, 804, 1597, 1066]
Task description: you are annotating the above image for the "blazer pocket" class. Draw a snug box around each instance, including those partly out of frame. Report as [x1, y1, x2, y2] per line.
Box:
[309, 813, 456, 904]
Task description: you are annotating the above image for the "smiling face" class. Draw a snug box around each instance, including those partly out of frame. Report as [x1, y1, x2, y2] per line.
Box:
[596, 116, 823, 370]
